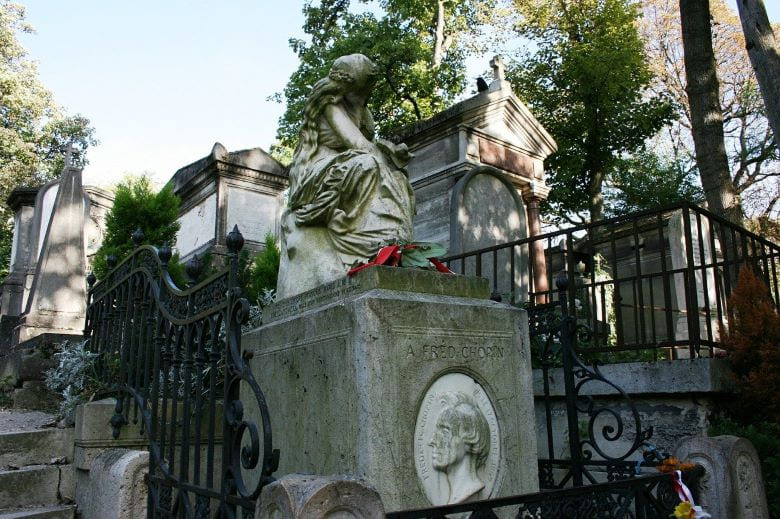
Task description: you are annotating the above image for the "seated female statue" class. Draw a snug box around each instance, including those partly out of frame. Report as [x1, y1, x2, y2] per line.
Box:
[277, 53, 416, 298]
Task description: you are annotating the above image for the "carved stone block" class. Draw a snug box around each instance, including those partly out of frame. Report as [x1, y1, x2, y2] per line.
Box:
[255, 474, 384, 519]
[674, 435, 769, 519]
[243, 266, 538, 511]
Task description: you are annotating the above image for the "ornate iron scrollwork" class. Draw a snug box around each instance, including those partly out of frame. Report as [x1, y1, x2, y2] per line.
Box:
[85, 226, 277, 518]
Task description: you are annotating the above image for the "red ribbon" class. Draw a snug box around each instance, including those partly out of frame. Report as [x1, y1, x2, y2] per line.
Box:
[347, 244, 453, 276]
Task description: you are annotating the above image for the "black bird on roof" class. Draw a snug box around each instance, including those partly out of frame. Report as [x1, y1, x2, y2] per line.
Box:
[476, 77, 489, 92]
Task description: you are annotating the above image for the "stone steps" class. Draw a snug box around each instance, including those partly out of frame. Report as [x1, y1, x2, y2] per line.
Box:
[0, 411, 76, 517]
[0, 505, 75, 519]
[0, 429, 73, 469]
[0, 465, 70, 509]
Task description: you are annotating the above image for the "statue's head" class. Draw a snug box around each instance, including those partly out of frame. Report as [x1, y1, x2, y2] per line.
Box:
[328, 54, 379, 95]
[429, 392, 490, 473]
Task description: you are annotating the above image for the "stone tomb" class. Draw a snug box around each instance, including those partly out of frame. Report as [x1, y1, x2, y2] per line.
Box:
[242, 266, 537, 511]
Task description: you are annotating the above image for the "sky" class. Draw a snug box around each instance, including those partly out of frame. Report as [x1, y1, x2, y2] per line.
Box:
[16, 1, 780, 189]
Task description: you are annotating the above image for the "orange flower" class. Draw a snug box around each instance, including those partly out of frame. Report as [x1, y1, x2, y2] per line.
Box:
[657, 457, 697, 473]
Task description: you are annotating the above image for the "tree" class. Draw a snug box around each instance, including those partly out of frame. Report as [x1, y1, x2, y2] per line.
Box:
[735, 0, 780, 147]
[240, 233, 281, 305]
[640, 0, 779, 220]
[605, 151, 704, 215]
[91, 176, 180, 279]
[274, 0, 498, 147]
[510, 0, 675, 223]
[678, 0, 742, 224]
[0, 1, 97, 276]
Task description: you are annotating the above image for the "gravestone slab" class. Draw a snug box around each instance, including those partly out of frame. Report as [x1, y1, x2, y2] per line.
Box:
[674, 435, 769, 519]
[243, 266, 538, 512]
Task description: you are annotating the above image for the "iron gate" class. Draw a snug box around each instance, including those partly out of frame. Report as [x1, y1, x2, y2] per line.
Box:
[85, 228, 701, 518]
[84, 226, 278, 518]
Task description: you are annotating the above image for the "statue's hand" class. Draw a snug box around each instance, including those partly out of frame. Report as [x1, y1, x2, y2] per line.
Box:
[376, 139, 413, 169]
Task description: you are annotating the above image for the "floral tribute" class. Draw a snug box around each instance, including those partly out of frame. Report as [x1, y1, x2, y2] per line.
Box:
[657, 462, 710, 519]
[347, 242, 453, 276]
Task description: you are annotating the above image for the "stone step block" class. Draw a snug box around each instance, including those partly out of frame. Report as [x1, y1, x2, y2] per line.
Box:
[0, 505, 75, 519]
[0, 466, 61, 509]
[12, 385, 58, 412]
[0, 429, 74, 469]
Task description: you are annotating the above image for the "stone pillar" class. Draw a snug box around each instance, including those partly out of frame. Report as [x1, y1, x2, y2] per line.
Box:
[523, 184, 550, 304]
[14, 161, 87, 344]
[84, 449, 149, 519]
[256, 475, 385, 519]
[674, 435, 769, 518]
[0, 187, 39, 352]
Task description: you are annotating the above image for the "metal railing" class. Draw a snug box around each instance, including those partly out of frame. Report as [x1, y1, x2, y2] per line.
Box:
[443, 202, 780, 359]
[84, 226, 278, 519]
[389, 277, 704, 517]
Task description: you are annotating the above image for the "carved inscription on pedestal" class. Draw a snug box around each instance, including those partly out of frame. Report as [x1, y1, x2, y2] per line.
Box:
[414, 373, 500, 506]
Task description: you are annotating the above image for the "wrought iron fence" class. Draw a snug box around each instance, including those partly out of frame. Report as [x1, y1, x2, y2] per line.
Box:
[387, 468, 703, 519]
[443, 202, 780, 360]
[84, 226, 277, 519]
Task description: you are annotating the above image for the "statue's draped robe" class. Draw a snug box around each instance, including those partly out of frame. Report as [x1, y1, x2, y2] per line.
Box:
[277, 108, 415, 298]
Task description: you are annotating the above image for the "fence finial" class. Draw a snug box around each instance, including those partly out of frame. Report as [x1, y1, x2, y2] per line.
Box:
[131, 228, 145, 247]
[226, 224, 245, 253]
[158, 245, 172, 266]
[186, 254, 202, 285]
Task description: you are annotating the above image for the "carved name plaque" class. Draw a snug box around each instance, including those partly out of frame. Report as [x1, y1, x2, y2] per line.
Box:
[414, 373, 500, 506]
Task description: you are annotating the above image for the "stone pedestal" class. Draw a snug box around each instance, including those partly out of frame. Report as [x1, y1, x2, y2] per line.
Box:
[243, 267, 538, 512]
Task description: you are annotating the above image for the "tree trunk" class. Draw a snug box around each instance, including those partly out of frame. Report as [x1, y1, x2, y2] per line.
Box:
[433, 0, 446, 67]
[735, 0, 780, 147]
[679, 0, 743, 224]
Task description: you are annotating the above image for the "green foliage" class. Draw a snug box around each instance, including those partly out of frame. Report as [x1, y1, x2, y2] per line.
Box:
[0, 2, 97, 277]
[92, 176, 181, 279]
[605, 151, 704, 216]
[509, 0, 675, 223]
[241, 233, 281, 305]
[709, 419, 780, 518]
[44, 339, 115, 423]
[275, 0, 497, 146]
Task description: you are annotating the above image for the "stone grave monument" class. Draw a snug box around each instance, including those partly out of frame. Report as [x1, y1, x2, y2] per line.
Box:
[394, 55, 557, 303]
[13, 150, 94, 345]
[244, 54, 538, 512]
[170, 142, 288, 263]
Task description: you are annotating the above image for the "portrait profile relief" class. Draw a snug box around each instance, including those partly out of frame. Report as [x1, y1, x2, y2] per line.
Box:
[414, 373, 501, 506]
[429, 392, 491, 504]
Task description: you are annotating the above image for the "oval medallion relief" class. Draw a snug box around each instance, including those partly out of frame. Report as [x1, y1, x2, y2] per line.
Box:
[413, 372, 501, 506]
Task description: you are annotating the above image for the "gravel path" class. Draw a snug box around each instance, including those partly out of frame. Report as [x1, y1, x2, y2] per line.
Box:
[0, 409, 58, 433]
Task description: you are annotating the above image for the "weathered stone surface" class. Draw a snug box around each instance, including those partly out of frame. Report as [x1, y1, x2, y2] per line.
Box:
[675, 435, 769, 519]
[171, 142, 288, 263]
[265, 265, 489, 324]
[0, 428, 73, 469]
[15, 163, 88, 344]
[256, 474, 385, 519]
[533, 358, 734, 396]
[0, 466, 60, 509]
[532, 359, 735, 460]
[12, 385, 56, 412]
[72, 400, 147, 471]
[243, 267, 537, 511]
[82, 449, 149, 519]
[0, 504, 76, 518]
